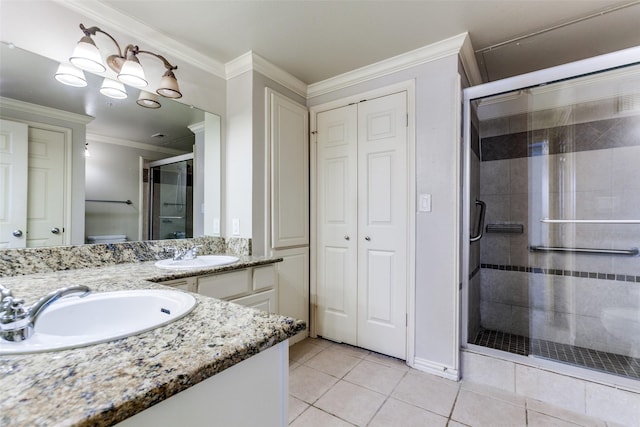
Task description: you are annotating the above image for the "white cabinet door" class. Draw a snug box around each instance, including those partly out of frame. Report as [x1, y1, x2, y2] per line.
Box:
[0, 119, 28, 248]
[273, 247, 309, 344]
[315, 92, 408, 359]
[267, 89, 309, 249]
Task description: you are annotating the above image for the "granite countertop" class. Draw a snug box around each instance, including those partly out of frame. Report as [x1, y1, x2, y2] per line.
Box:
[0, 257, 305, 427]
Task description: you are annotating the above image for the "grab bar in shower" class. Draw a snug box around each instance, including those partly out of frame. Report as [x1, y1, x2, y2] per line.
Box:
[86, 199, 133, 205]
[529, 245, 640, 256]
[470, 200, 486, 243]
[541, 218, 640, 224]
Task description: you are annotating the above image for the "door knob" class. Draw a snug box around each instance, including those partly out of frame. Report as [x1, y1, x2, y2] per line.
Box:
[364, 236, 371, 241]
[12, 230, 23, 238]
[344, 235, 350, 241]
[51, 227, 60, 235]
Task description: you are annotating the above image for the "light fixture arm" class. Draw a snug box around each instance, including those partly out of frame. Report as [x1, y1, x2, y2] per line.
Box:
[79, 23, 124, 59]
[134, 49, 179, 72]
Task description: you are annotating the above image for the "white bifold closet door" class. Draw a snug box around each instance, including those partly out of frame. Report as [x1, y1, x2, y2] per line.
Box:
[316, 91, 408, 359]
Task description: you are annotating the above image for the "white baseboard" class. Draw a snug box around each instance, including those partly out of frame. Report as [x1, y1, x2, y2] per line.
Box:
[413, 357, 459, 381]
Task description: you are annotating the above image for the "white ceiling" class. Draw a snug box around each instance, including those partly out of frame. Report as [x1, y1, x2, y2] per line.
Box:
[99, 0, 640, 84]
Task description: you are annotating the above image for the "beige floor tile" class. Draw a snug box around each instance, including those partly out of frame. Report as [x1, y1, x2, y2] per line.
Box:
[290, 365, 339, 404]
[527, 399, 606, 427]
[304, 348, 362, 378]
[451, 389, 527, 427]
[311, 337, 335, 349]
[528, 410, 582, 427]
[364, 351, 410, 371]
[447, 421, 470, 427]
[289, 406, 353, 427]
[314, 380, 386, 426]
[391, 370, 460, 417]
[290, 361, 301, 373]
[290, 339, 326, 364]
[343, 360, 406, 395]
[289, 396, 310, 424]
[327, 342, 371, 359]
[368, 397, 448, 427]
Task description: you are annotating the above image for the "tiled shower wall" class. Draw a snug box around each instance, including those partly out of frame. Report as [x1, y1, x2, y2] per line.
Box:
[478, 101, 640, 358]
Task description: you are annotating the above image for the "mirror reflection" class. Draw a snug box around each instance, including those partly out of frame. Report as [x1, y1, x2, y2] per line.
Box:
[0, 42, 217, 248]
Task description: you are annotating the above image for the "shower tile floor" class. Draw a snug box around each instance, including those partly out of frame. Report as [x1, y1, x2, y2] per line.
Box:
[473, 329, 640, 380]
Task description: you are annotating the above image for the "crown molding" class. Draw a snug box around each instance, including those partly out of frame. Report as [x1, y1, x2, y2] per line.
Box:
[225, 51, 254, 80]
[307, 32, 471, 99]
[225, 51, 308, 98]
[188, 121, 205, 133]
[52, 0, 226, 79]
[86, 132, 187, 155]
[458, 34, 483, 87]
[0, 96, 94, 125]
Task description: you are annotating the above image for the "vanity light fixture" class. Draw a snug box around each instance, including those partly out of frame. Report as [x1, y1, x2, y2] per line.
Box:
[57, 23, 183, 104]
[100, 78, 127, 99]
[137, 91, 161, 109]
[54, 63, 87, 87]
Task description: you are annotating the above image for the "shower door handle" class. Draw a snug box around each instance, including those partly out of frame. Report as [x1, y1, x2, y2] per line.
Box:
[470, 200, 486, 243]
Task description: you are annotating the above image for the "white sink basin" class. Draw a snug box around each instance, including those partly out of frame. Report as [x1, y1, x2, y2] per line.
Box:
[155, 255, 239, 270]
[0, 289, 196, 355]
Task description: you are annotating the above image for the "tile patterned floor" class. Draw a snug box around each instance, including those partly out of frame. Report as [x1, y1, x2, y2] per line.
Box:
[473, 329, 640, 380]
[288, 337, 613, 426]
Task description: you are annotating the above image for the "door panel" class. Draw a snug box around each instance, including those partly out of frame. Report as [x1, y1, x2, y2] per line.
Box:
[269, 91, 309, 248]
[0, 119, 28, 248]
[357, 92, 407, 359]
[26, 127, 66, 247]
[316, 105, 358, 345]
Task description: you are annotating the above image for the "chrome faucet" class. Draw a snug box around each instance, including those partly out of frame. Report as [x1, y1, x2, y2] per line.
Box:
[170, 245, 200, 261]
[0, 284, 90, 342]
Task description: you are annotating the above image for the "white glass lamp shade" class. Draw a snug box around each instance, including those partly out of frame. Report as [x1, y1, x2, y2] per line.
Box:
[99, 78, 127, 99]
[156, 70, 182, 99]
[69, 36, 106, 73]
[54, 63, 87, 87]
[118, 58, 148, 88]
[136, 91, 161, 109]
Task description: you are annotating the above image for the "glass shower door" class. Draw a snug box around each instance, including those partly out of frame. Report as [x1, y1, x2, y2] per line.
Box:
[149, 155, 193, 240]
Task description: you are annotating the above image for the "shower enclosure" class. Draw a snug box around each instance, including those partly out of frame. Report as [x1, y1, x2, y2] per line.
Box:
[463, 52, 640, 381]
[148, 154, 193, 240]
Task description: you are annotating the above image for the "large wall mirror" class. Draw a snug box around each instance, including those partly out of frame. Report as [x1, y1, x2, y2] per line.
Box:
[0, 42, 220, 248]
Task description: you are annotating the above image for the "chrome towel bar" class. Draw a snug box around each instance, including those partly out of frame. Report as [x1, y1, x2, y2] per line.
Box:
[541, 218, 640, 224]
[529, 246, 639, 256]
[86, 199, 132, 205]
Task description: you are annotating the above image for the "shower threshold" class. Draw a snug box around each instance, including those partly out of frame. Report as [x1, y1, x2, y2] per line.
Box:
[473, 329, 640, 380]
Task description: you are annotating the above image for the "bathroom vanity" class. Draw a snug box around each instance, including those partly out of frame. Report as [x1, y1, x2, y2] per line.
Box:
[0, 239, 305, 426]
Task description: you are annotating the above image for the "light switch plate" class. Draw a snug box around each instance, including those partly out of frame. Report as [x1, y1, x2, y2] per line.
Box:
[419, 194, 432, 212]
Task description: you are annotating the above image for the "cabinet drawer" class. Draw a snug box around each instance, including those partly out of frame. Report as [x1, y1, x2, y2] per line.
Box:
[161, 277, 196, 292]
[253, 265, 276, 291]
[197, 269, 250, 300]
[230, 289, 276, 314]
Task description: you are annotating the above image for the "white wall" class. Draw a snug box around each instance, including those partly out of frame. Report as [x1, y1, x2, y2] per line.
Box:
[308, 54, 463, 373]
[225, 71, 254, 239]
